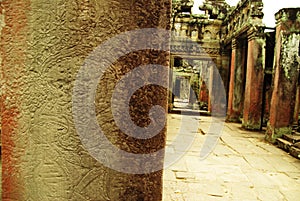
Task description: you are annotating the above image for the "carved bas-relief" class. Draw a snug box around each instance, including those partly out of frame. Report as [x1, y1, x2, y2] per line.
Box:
[1, 0, 170, 200]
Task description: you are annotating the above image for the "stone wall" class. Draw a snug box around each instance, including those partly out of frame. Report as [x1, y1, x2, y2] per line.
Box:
[1, 0, 170, 200]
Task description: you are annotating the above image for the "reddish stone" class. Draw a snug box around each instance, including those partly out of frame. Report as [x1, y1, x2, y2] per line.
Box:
[227, 40, 247, 122]
[1, 0, 30, 199]
[199, 81, 209, 103]
[242, 36, 265, 130]
[293, 86, 300, 124]
[266, 8, 300, 141]
[227, 45, 236, 120]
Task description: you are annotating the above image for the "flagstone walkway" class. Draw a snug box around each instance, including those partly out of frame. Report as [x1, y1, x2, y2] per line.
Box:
[163, 112, 300, 201]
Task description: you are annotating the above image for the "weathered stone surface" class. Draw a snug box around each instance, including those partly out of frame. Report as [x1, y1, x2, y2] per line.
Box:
[227, 39, 248, 123]
[1, 0, 170, 200]
[164, 113, 300, 200]
[226, 0, 265, 126]
[294, 142, 300, 149]
[289, 146, 300, 159]
[283, 134, 300, 144]
[227, 40, 238, 122]
[276, 138, 293, 152]
[276, 134, 300, 159]
[242, 31, 265, 130]
[266, 8, 300, 142]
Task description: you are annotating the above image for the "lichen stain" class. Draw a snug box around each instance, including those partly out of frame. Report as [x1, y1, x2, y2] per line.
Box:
[281, 33, 300, 80]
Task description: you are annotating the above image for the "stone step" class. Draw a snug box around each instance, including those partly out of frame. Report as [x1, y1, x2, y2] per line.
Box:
[290, 146, 300, 159]
[282, 134, 300, 144]
[276, 138, 300, 160]
[276, 138, 293, 152]
[294, 142, 300, 149]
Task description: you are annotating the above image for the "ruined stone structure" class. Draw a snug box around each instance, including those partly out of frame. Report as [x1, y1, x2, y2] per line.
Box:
[171, 0, 300, 142]
[266, 8, 300, 142]
[1, 0, 170, 200]
[1, 0, 300, 199]
[170, 0, 230, 112]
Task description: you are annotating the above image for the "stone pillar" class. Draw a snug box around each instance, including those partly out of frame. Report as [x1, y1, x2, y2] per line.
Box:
[266, 8, 300, 142]
[227, 39, 237, 120]
[207, 59, 227, 116]
[242, 29, 265, 130]
[169, 56, 175, 111]
[293, 86, 300, 125]
[221, 49, 231, 97]
[208, 63, 213, 113]
[227, 39, 247, 122]
[1, 0, 170, 200]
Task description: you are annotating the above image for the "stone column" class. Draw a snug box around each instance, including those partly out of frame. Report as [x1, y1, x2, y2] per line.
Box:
[293, 86, 300, 125]
[242, 29, 265, 130]
[169, 56, 175, 111]
[227, 39, 246, 122]
[221, 49, 231, 96]
[1, 0, 170, 200]
[227, 39, 237, 120]
[207, 59, 227, 116]
[208, 63, 214, 113]
[266, 8, 300, 142]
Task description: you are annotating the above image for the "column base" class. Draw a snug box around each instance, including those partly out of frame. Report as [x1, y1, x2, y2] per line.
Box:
[226, 111, 242, 123]
[242, 123, 261, 131]
[265, 124, 292, 143]
[242, 121, 261, 131]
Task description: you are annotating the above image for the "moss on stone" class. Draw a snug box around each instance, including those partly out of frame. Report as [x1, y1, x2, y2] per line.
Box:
[266, 123, 292, 143]
[242, 122, 261, 130]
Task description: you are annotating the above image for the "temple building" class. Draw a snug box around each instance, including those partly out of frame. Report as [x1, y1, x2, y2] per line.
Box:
[170, 0, 300, 154]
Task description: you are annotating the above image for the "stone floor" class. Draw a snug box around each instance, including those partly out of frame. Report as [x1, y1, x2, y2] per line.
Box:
[163, 112, 300, 201]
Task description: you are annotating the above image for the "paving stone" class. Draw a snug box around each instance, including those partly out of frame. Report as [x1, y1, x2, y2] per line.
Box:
[175, 171, 195, 180]
[202, 182, 225, 198]
[262, 155, 300, 172]
[182, 193, 210, 201]
[173, 181, 189, 192]
[163, 169, 177, 181]
[266, 172, 300, 191]
[170, 193, 185, 201]
[218, 172, 249, 183]
[243, 172, 277, 188]
[243, 155, 277, 171]
[210, 155, 252, 170]
[163, 114, 300, 200]
[283, 190, 300, 201]
[284, 172, 300, 184]
[163, 181, 179, 192]
[257, 141, 287, 156]
[170, 160, 188, 172]
[212, 144, 236, 155]
[194, 172, 218, 181]
[226, 183, 257, 200]
[185, 156, 218, 173]
[255, 187, 284, 201]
